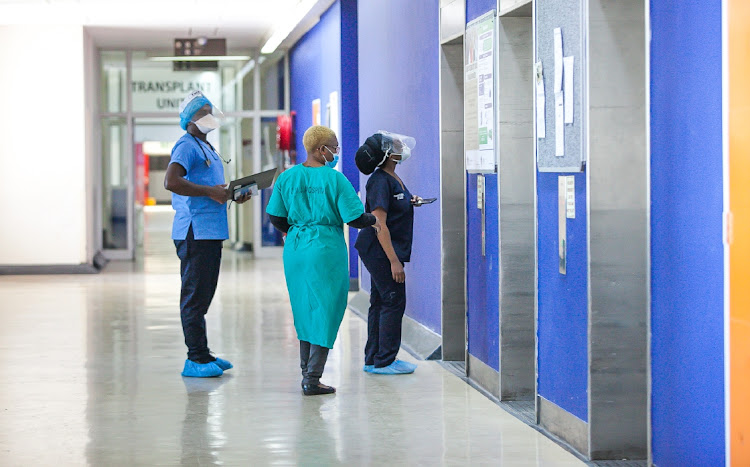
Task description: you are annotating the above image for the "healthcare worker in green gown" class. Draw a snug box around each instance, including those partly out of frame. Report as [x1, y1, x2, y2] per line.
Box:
[266, 125, 379, 396]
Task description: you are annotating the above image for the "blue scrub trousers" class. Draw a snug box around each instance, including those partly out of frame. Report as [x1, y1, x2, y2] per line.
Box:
[174, 224, 222, 363]
[361, 252, 406, 368]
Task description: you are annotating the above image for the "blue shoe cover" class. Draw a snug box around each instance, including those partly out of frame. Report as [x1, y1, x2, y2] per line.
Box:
[181, 359, 223, 378]
[370, 361, 415, 375]
[363, 364, 374, 372]
[213, 357, 233, 371]
[393, 360, 417, 372]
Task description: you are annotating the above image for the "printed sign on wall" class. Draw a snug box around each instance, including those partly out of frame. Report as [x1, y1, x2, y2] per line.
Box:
[131, 69, 221, 112]
[465, 11, 496, 174]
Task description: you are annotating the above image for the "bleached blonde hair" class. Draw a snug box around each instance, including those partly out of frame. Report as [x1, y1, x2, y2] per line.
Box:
[303, 125, 336, 156]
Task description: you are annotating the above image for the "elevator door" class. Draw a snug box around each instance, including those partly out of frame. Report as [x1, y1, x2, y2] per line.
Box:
[440, 36, 467, 367]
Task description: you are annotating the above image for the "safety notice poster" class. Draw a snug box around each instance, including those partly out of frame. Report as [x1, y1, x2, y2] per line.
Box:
[476, 16, 494, 152]
[464, 11, 496, 173]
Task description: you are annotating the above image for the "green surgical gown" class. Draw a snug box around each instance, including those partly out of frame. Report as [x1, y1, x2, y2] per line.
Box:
[266, 165, 365, 348]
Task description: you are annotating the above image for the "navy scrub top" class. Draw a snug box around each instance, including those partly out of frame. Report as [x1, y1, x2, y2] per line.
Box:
[354, 168, 414, 263]
[169, 133, 229, 240]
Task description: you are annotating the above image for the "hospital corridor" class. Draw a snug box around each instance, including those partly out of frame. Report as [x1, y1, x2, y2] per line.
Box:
[0, 209, 583, 465]
[0, 0, 745, 465]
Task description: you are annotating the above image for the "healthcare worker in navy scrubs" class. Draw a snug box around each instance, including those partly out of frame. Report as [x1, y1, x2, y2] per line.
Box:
[355, 131, 422, 375]
[164, 91, 251, 378]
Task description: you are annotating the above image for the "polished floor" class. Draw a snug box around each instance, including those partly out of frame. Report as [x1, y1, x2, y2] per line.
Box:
[0, 208, 584, 466]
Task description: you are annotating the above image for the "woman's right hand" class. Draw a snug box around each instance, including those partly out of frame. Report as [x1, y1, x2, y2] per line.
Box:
[391, 260, 405, 283]
[208, 184, 230, 204]
[373, 218, 382, 233]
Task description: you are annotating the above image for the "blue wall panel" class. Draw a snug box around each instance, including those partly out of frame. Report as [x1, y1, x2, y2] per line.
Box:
[650, 1, 725, 465]
[466, 174, 500, 370]
[358, 0, 441, 333]
[466, 0, 495, 22]
[537, 172, 588, 421]
[340, 0, 360, 279]
[290, 2, 341, 165]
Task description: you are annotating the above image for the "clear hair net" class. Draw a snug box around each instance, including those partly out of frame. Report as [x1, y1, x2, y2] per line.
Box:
[376, 130, 416, 155]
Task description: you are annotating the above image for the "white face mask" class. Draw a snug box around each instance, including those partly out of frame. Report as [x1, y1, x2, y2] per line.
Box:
[192, 114, 220, 134]
[393, 146, 411, 164]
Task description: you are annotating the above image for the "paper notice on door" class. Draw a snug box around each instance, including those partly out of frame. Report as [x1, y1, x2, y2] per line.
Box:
[563, 56, 574, 124]
[466, 149, 480, 172]
[535, 61, 546, 139]
[555, 91, 564, 156]
[553, 28, 563, 92]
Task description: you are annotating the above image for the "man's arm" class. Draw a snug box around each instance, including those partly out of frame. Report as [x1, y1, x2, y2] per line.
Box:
[269, 215, 291, 233]
[164, 162, 229, 204]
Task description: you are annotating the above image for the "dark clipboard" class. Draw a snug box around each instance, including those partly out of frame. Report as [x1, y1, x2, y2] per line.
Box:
[228, 167, 278, 193]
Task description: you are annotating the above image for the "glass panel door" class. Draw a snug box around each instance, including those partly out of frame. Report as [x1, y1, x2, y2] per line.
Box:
[101, 117, 131, 253]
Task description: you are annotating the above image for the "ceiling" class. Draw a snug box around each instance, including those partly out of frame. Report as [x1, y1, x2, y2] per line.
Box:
[0, 0, 335, 50]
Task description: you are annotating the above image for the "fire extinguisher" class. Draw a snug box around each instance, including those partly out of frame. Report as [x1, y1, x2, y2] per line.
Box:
[276, 112, 296, 169]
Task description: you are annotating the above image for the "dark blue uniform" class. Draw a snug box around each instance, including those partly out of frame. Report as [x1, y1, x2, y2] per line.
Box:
[355, 169, 414, 368]
[170, 134, 228, 364]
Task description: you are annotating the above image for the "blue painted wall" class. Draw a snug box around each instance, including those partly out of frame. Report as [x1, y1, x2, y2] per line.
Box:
[358, 0, 441, 333]
[340, 0, 360, 277]
[290, 0, 360, 280]
[467, 0, 495, 21]
[466, 173, 500, 370]
[650, 1, 725, 465]
[537, 172, 589, 421]
[290, 2, 341, 165]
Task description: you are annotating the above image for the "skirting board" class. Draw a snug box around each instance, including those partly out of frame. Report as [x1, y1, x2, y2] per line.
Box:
[468, 353, 500, 399]
[0, 263, 100, 275]
[537, 395, 589, 457]
[347, 290, 442, 360]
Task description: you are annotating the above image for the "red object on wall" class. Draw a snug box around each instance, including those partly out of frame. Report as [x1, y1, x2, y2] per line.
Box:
[277, 114, 292, 150]
[135, 143, 145, 205]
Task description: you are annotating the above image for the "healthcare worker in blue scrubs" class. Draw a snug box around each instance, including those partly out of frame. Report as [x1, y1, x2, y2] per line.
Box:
[355, 131, 421, 375]
[164, 91, 251, 378]
[266, 125, 379, 395]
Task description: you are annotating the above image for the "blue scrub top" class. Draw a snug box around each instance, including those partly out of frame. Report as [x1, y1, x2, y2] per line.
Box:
[169, 133, 229, 240]
[354, 168, 414, 263]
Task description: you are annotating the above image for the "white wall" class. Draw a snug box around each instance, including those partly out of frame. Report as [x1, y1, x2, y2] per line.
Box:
[85, 28, 99, 259]
[0, 25, 90, 266]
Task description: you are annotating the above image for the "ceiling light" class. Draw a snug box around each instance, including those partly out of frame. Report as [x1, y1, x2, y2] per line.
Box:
[261, 0, 317, 54]
[149, 55, 251, 62]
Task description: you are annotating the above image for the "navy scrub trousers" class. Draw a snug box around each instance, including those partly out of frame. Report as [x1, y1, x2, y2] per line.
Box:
[174, 224, 222, 363]
[360, 252, 407, 368]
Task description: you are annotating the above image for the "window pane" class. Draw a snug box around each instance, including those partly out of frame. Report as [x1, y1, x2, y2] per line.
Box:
[220, 55, 257, 111]
[101, 51, 126, 113]
[101, 117, 128, 250]
[260, 51, 285, 110]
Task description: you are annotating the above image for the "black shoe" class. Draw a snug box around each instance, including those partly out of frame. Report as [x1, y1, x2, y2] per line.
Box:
[302, 383, 336, 396]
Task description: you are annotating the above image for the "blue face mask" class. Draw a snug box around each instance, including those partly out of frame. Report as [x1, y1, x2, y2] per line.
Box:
[324, 147, 339, 168]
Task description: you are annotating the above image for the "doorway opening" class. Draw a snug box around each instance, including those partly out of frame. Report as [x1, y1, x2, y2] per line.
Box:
[439, 34, 467, 370]
[97, 49, 289, 260]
